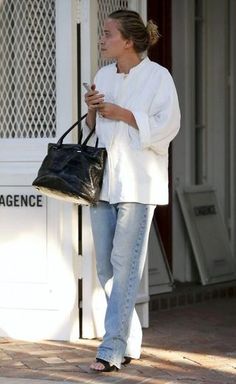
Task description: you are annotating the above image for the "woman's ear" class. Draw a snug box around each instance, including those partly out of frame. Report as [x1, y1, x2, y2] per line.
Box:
[125, 39, 134, 49]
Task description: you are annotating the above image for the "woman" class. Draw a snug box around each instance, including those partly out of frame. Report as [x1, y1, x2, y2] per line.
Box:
[84, 10, 180, 372]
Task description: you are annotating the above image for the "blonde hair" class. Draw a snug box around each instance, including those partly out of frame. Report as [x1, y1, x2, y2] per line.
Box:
[146, 19, 160, 47]
[109, 10, 160, 53]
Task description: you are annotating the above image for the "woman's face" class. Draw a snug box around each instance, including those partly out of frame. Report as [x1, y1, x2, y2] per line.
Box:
[100, 18, 130, 59]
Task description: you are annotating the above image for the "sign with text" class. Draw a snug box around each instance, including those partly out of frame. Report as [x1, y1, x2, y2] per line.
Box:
[177, 186, 236, 285]
[0, 193, 44, 207]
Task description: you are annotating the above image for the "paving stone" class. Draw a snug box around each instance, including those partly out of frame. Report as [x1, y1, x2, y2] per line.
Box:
[0, 352, 12, 361]
[20, 358, 48, 370]
[40, 357, 65, 364]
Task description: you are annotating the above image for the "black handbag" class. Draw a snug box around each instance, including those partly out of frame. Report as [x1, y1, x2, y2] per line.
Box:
[32, 114, 107, 205]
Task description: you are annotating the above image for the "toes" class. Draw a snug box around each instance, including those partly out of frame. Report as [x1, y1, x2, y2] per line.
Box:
[90, 362, 105, 371]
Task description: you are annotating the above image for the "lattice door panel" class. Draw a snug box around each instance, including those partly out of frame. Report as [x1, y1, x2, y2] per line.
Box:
[0, 0, 56, 139]
[97, 0, 129, 68]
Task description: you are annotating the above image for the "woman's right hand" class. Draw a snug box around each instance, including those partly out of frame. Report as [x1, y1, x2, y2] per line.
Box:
[85, 84, 104, 110]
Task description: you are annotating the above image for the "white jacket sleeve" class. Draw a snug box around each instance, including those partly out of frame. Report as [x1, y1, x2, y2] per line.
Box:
[130, 69, 180, 155]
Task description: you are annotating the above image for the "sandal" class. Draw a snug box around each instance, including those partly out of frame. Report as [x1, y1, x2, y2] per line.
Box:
[122, 356, 132, 366]
[90, 358, 118, 372]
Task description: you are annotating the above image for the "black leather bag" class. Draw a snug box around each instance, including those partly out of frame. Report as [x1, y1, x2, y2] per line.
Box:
[32, 114, 107, 205]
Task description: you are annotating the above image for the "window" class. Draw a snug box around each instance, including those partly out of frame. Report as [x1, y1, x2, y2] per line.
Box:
[0, 0, 56, 138]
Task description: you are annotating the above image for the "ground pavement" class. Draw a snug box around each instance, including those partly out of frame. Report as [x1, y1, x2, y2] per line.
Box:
[0, 297, 235, 384]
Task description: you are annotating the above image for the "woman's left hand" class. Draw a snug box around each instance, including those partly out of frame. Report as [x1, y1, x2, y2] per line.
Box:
[97, 102, 138, 129]
[97, 102, 122, 120]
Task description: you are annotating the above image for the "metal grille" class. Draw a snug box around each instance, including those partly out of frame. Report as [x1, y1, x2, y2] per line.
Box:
[0, 0, 56, 139]
[97, 0, 129, 68]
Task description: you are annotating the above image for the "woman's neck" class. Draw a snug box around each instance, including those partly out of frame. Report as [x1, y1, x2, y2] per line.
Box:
[116, 53, 142, 74]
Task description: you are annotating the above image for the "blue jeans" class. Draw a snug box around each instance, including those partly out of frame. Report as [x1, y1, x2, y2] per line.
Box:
[90, 201, 155, 369]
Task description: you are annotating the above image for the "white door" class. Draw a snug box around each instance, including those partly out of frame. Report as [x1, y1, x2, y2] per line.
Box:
[79, 0, 149, 339]
[0, 0, 79, 341]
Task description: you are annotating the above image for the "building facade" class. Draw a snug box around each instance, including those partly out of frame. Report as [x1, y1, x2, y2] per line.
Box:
[0, 0, 235, 340]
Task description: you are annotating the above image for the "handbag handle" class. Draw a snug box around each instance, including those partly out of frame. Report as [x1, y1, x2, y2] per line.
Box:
[57, 114, 96, 147]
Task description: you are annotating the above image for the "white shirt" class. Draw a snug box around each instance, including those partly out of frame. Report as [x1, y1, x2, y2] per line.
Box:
[90, 57, 180, 205]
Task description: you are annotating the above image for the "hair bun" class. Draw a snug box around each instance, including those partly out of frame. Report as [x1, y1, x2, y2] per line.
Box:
[146, 20, 160, 47]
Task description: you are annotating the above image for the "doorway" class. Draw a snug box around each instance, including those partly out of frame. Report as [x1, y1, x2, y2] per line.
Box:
[147, 0, 173, 266]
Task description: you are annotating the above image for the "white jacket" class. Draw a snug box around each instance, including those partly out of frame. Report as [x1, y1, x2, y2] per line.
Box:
[91, 57, 180, 205]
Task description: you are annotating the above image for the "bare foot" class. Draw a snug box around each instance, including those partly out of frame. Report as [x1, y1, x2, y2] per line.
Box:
[90, 359, 117, 372]
[90, 361, 106, 371]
